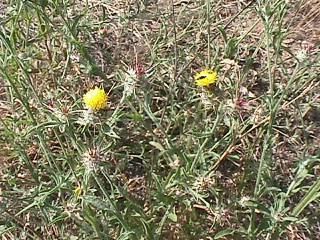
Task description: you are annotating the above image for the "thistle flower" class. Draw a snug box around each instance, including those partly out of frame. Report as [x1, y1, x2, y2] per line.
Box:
[296, 49, 307, 62]
[82, 148, 103, 172]
[194, 69, 218, 87]
[76, 109, 94, 125]
[83, 87, 108, 111]
[193, 176, 215, 192]
[123, 68, 137, 97]
[199, 91, 212, 108]
[135, 56, 145, 78]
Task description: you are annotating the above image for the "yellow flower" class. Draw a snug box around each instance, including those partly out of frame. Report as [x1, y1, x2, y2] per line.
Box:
[194, 69, 218, 87]
[74, 185, 83, 199]
[83, 87, 108, 111]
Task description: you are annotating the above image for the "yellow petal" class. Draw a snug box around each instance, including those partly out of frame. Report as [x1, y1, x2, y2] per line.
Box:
[83, 87, 108, 111]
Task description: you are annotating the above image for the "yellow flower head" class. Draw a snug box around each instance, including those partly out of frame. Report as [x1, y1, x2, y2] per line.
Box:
[74, 185, 83, 199]
[194, 69, 218, 87]
[83, 87, 108, 111]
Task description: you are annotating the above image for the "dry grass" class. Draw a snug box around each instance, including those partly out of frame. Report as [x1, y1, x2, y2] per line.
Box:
[0, 0, 319, 239]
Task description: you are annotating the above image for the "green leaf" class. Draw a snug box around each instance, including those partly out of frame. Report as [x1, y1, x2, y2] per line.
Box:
[168, 212, 177, 222]
[149, 141, 165, 152]
[214, 229, 235, 239]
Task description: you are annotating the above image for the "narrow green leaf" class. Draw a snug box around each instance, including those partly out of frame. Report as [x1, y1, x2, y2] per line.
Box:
[214, 229, 235, 239]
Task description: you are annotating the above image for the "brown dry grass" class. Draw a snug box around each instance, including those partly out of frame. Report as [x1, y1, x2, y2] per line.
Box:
[0, 0, 319, 239]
